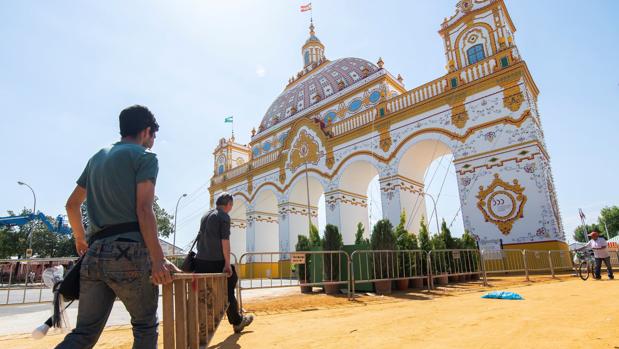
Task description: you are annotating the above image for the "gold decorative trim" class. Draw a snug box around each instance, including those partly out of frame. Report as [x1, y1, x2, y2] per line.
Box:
[476, 174, 527, 235]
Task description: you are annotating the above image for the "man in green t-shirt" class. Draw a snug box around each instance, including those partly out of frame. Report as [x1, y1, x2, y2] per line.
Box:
[56, 105, 177, 349]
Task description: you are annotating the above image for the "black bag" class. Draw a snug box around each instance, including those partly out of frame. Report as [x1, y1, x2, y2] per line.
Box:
[181, 237, 199, 272]
[57, 257, 82, 301]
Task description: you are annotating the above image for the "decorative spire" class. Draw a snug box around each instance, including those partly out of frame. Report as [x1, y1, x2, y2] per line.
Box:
[302, 18, 325, 68]
[377, 57, 384, 69]
[309, 18, 315, 36]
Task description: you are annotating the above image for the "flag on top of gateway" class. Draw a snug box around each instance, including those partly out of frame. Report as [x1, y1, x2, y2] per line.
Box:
[300, 3, 312, 12]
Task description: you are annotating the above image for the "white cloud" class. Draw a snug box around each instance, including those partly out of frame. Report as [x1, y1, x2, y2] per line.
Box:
[255, 64, 266, 77]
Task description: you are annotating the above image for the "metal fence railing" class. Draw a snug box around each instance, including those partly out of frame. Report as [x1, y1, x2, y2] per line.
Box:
[349, 250, 429, 295]
[427, 249, 485, 288]
[0, 257, 78, 305]
[4, 249, 614, 306]
[236, 251, 352, 310]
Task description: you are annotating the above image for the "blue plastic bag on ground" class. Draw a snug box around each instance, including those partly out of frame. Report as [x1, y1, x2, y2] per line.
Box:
[481, 291, 523, 300]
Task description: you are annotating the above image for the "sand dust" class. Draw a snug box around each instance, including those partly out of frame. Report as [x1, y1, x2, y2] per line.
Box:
[1, 275, 617, 348]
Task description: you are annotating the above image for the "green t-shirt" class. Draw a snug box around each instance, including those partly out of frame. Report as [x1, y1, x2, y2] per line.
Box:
[77, 141, 159, 240]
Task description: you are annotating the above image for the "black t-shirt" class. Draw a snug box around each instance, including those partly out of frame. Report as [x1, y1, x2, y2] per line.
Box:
[196, 208, 230, 261]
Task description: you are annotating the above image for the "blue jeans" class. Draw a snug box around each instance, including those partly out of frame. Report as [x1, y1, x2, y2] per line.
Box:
[55, 238, 159, 349]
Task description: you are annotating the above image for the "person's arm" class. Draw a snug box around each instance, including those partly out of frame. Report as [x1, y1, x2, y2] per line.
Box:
[66, 185, 88, 256]
[220, 217, 232, 277]
[222, 239, 232, 277]
[136, 180, 176, 285]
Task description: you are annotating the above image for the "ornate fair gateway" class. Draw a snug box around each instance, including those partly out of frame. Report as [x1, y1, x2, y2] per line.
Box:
[209, 0, 566, 260]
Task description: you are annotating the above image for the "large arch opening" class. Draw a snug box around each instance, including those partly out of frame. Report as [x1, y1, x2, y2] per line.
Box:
[286, 174, 325, 250]
[396, 138, 462, 237]
[250, 187, 279, 253]
[229, 196, 248, 259]
[332, 159, 380, 244]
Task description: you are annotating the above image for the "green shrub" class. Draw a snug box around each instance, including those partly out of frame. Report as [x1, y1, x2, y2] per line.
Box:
[322, 224, 343, 280]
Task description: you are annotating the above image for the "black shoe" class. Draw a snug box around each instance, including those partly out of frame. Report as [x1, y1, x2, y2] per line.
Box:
[609, 275, 614, 280]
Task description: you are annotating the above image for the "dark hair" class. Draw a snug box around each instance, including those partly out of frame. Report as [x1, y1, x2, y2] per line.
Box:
[216, 193, 234, 207]
[119, 105, 159, 137]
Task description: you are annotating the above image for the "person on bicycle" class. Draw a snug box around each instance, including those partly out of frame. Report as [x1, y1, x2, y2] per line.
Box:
[582, 231, 614, 280]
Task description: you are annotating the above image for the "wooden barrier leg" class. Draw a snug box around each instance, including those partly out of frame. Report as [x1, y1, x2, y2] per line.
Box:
[207, 278, 215, 336]
[188, 279, 200, 348]
[174, 279, 188, 349]
[198, 279, 207, 345]
[162, 283, 175, 349]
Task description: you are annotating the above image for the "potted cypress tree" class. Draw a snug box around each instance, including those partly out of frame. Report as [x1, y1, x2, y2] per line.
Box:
[322, 224, 343, 295]
[295, 235, 313, 293]
[371, 219, 396, 294]
[395, 211, 413, 291]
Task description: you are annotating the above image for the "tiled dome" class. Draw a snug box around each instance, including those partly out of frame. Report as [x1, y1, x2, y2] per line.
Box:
[259, 57, 380, 132]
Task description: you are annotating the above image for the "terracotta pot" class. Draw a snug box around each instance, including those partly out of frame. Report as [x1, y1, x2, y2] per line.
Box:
[300, 285, 313, 294]
[464, 274, 472, 281]
[396, 279, 409, 291]
[471, 273, 480, 281]
[323, 282, 340, 295]
[435, 274, 448, 286]
[448, 275, 459, 283]
[374, 280, 392, 294]
[410, 278, 424, 289]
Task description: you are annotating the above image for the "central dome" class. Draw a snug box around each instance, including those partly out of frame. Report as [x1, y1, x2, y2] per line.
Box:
[259, 57, 380, 132]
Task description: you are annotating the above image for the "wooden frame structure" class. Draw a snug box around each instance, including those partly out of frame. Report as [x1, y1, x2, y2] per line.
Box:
[162, 273, 229, 348]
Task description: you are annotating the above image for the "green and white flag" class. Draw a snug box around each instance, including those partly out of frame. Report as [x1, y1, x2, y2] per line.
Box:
[224, 116, 233, 123]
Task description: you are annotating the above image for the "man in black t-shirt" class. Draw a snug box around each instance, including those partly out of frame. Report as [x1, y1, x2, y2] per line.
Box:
[195, 193, 253, 333]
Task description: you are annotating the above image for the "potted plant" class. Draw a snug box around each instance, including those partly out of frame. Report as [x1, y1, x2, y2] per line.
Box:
[322, 224, 343, 295]
[295, 235, 312, 293]
[371, 219, 396, 294]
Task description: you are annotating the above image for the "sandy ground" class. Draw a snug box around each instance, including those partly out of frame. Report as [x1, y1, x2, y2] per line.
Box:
[1, 275, 617, 349]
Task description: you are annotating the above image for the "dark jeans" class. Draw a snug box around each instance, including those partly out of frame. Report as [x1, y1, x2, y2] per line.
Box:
[194, 259, 242, 326]
[56, 238, 158, 349]
[594, 257, 614, 279]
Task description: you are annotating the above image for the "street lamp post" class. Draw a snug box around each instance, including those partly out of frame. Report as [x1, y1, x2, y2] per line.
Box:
[18, 181, 37, 256]
[172, 193, 188, 256]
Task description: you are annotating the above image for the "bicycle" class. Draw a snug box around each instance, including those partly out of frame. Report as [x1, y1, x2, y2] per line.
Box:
[575, 250, 595, 280]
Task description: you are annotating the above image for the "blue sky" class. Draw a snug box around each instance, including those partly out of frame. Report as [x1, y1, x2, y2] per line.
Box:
[1, 0, 618, 249]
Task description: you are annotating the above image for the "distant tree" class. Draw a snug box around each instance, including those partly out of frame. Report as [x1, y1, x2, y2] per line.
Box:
[599, 206, 619, 239]
[153, 197, 174, 238]
[573, 224, 600, 243]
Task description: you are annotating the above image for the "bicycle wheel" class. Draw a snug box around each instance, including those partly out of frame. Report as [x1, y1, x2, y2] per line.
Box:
[578, 261, 590, 280]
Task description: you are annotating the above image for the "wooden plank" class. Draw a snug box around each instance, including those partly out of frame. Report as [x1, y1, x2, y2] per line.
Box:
[198, 279, 207, 346]
[162, 283, 175, 349]
[187, 278, 199, 349]
[206, 278, 215, 334]
[174, 279, 187, 349]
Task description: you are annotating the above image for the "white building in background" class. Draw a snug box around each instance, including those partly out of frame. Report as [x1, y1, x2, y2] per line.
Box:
[209, 0, 567, 259]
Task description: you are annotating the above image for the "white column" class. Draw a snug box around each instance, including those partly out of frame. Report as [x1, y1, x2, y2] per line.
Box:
[279, 202, 318, 254]
[380, 175, 427, 234]
[324, 190, 369, 244]
[230, 218, 247, 262]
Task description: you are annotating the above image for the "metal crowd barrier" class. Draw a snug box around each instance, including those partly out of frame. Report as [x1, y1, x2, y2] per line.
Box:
[349, 250, 429, 295]
[162, 273, 229, 348]
[236, 251, 352, 309]
[427, 249, 485, 288]
[0, 257, 78, 305]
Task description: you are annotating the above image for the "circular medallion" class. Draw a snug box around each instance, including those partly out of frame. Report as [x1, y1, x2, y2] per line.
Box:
[487, 190, 516, 220]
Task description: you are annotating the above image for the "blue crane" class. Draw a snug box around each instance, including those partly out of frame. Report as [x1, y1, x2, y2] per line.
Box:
[0, 212, 72, 235]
